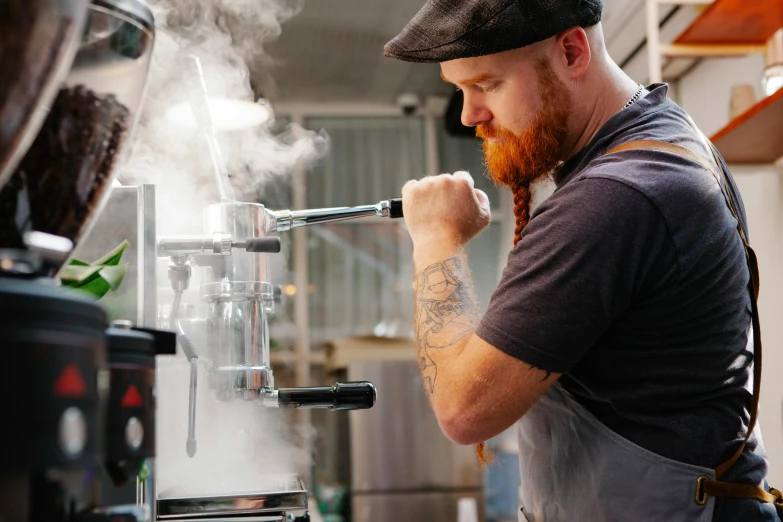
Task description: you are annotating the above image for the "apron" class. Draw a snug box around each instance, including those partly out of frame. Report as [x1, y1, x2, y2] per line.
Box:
[515, 140, 783, 522]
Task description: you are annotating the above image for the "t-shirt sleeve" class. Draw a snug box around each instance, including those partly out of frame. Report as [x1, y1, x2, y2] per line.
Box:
[475, 176, 676, 374]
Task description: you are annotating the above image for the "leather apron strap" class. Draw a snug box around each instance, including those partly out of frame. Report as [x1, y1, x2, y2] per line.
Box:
[605, 140, 783, 513]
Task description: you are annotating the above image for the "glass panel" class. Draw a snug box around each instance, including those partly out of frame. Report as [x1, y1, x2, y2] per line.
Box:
[302, 117, 425, 344]
[307, 222, 414, 345]
[305, 117, 426, 207]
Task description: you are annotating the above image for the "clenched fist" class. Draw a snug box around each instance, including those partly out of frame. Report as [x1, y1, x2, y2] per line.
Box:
[401, 171, 491, 250]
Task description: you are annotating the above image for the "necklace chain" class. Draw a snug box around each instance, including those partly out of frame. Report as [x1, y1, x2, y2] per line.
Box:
[623, 84, 644, 110]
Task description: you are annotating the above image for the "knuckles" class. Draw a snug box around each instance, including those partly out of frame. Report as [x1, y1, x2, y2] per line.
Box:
[403, 173, 474, 198]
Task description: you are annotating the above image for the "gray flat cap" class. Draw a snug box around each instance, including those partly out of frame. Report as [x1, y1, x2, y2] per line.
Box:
[384, 0, 602, 63]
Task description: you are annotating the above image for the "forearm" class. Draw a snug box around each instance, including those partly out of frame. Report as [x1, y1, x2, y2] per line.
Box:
[412, 241, 480, 406]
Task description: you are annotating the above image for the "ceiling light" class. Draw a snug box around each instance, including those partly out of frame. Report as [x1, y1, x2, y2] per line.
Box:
[165, 98, 273, 132]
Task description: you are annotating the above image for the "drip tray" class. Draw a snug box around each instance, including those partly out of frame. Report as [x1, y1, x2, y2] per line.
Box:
[157, 474, 308, 520]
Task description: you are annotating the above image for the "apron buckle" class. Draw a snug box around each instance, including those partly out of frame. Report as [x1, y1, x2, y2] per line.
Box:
[695, 475, 709, 506]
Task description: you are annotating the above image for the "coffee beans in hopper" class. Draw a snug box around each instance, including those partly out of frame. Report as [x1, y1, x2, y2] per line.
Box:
[0, 85, 130, 249]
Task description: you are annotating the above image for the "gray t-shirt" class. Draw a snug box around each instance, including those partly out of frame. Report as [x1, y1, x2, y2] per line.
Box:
[476, 84, 775, 521]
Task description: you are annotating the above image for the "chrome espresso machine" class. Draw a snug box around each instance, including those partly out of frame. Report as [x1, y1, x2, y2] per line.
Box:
[150, 198, 405, 521]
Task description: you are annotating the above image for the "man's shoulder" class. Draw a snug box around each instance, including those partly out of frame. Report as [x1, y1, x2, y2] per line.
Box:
[571, 136, 719, 213]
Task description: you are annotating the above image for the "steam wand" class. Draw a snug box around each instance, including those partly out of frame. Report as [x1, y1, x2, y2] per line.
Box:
[168, 257, 199, 458]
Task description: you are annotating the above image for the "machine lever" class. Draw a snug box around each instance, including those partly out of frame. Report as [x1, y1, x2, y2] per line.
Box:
[237, 236, 282, 253]
[277, 382, 376, 410]
[388, 198, 403, 219]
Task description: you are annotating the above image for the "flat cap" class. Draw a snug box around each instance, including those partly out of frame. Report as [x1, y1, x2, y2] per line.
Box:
[384, 0, 603, 63]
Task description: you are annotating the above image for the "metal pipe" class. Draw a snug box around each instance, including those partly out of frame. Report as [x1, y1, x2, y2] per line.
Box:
[268, 198, 403, 232]
[168, 262, 199, 458]
[158, 234, 281, 257]
[184, 55, 234, 202]
[158, 233, 232, 257]
[186, 358, 198, 458]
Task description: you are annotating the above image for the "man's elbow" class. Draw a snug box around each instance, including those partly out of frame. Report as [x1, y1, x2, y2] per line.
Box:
[436, 407, 489, 445]
[434, 398, 531, 445]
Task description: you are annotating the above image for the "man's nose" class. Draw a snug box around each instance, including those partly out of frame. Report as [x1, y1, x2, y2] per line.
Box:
[461, 93, 492, 128]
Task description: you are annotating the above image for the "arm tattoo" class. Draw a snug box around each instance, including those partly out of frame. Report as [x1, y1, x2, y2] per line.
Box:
[414, 256, 479, 394]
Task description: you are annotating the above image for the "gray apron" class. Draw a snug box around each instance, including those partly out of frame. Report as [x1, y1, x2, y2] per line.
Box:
[516, 383, 718, 522]
[514, 139, 783, 521]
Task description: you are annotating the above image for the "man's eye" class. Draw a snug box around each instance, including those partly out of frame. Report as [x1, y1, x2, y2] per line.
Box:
[482, 83, 499, 93]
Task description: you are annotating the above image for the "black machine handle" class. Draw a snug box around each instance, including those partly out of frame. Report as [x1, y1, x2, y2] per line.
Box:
[278, 381, 376, 410]
[131, 326, 177, 356]
[243, 237, 282, 253]
[389, 198, 403, 219]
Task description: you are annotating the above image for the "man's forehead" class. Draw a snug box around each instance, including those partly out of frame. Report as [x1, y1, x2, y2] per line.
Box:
[440, 58, 502, 85]
[439, 48, 537, 84]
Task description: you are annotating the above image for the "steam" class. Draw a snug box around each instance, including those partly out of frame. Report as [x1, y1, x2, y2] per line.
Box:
[124, 0, 325, 498]
[156, 358, 309, 497]
[122, 0, 329, 234]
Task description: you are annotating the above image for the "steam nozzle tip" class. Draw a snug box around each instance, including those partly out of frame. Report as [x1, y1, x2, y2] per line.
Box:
[186, 439, 197, 458]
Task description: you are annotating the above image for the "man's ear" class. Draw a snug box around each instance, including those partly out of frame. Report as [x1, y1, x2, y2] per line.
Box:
[554, 27, 591, 80]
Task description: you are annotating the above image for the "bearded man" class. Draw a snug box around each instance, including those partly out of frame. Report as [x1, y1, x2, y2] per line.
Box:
[386, 1, 781, 521]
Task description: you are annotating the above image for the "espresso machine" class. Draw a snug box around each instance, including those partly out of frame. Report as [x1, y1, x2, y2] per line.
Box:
[153, 199, 404, 521]
[0, 1, 168, 521]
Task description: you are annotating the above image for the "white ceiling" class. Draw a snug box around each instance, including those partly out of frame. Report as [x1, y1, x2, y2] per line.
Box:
[260, 0, 650, 104]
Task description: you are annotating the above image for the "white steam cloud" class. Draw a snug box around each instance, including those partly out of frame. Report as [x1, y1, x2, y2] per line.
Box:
[122, 0, 329, 235]
[126, 0, 325, 498]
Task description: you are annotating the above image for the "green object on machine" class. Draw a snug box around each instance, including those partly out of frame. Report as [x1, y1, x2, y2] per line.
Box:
[59, 240, 130, 300]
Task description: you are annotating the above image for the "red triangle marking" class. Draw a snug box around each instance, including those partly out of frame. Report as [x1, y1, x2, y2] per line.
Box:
[121, 384, 143, 408]
[54, 364, 87, 398]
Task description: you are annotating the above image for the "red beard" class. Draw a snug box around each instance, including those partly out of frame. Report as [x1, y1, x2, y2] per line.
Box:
[476, 59, 570, 191]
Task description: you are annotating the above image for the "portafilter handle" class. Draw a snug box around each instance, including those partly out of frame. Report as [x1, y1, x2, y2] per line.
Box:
[275, 381, 376, 410]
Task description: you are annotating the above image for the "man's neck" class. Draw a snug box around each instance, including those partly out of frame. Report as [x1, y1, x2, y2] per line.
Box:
[563, 63, 642, 161]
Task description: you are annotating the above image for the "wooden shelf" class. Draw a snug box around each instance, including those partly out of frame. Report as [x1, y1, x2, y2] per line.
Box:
[675, 0, 783, 46]
[711, 87, 783, 164]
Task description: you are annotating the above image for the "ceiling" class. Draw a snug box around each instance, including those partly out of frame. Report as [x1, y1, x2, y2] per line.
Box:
[260, 0, 650, 104]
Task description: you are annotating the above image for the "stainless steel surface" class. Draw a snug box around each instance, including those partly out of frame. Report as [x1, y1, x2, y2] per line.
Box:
[156, 475, 307, 519]
[352, 491, 485, 522]
[205, 202, 270, 283]
[0, 0, 90, 189]
[348, 360, 482, 491]
[158, 233, 233, 257]
[268, 199, 393, 232]
[204, 286, 274, 397]
[186, 358, 198, 457]
[139, 184, 157, 327]
[70, 185, 157, 326]
[201, 202, 276, 400]
[157, 515, 284, 522]
[201, 281, 275, 301]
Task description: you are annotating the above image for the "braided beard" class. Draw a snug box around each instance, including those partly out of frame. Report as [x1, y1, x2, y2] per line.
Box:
[477, 59, 571, 246]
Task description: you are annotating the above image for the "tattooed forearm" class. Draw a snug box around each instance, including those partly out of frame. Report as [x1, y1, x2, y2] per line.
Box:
[413, 256, 480, 394]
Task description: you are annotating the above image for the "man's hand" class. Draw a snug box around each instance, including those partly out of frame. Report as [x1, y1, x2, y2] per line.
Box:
[401, 171, 491, 249]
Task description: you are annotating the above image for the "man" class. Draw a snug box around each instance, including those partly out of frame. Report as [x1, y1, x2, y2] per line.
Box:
[384, 1, 781, 521]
